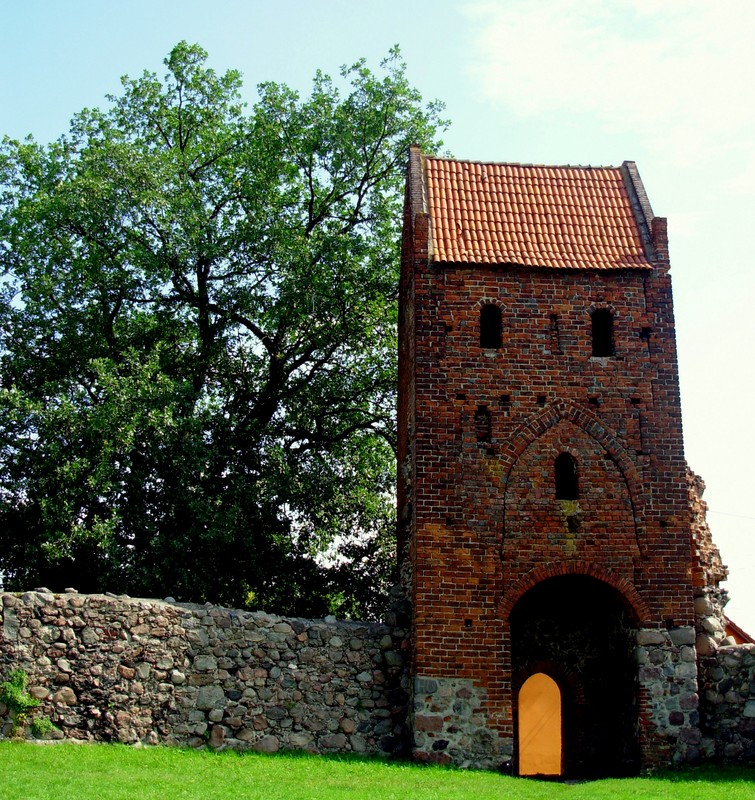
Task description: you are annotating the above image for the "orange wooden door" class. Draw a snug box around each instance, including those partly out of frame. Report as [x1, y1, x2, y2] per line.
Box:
[518, 673, 562, 776]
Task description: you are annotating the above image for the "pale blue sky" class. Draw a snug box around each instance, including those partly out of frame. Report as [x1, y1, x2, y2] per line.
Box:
[2, 0, 754, 628]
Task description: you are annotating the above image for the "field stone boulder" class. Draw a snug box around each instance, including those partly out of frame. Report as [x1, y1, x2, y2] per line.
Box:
[193, 655, 217, 672]
[320, 733, 347, 749]
[52, 687, 77, 706]
[196, 685, 226, 711]
[697, 635, 717, 657]
[339, 718, 357, 734]
[289, 732, 314, 749]
[235, 727, 255, 742]
[209, 725, 226, 747]
[254, 735, 279, 753]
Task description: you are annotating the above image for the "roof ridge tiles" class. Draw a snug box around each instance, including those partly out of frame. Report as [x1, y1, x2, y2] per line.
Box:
[424, 154, 622, 172]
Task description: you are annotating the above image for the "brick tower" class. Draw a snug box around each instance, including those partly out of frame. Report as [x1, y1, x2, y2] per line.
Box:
[398, 148, 723, 776]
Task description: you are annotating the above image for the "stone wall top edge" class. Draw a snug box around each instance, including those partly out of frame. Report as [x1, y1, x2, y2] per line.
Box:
[714, 643, 755, 654]
[0, 590, 392, 633]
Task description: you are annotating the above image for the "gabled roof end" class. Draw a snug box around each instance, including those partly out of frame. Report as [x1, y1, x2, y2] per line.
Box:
[620, 161, 658, 263]
[407, 145, 427, 217]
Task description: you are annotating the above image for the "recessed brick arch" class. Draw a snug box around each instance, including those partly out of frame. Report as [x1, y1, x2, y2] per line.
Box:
[508, 572, 643, 777]
[497, 560, 651, 626]
[499, 399, 640, 488]
[498, 398, 646, 553]
[474, 296, 506, 309]
[587, 302, 617, 317]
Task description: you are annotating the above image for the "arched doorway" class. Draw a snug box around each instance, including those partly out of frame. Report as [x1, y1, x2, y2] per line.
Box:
[511, 575, 639, 778]
[518, 673, 562, 776]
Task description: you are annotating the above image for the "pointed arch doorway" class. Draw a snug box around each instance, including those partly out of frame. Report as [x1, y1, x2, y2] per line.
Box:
[518, 672, 562, 777]
[511, 574, 639, 778]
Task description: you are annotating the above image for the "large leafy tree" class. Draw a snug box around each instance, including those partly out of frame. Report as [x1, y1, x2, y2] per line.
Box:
[0, 42, 445, 616]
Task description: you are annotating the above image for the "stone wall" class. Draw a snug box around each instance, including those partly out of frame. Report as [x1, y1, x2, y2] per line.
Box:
[4, 589, 755, 769]
[0, 590, 408, 754]
[699, 644, 755, 762]
[411, 675, 509, 770]
[636, 626, 700, 765]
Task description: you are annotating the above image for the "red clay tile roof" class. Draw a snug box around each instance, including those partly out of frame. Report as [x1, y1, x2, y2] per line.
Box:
[725, 617, 755, 645]
[425, 157, 653, 270]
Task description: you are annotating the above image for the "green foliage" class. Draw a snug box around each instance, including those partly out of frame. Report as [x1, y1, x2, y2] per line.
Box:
[0, 43, 446, 616]
[0, 669, 40, 735]
[29, 717, 56, 738]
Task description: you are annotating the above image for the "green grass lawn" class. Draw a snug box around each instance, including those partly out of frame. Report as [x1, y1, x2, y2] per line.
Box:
[1, 742, 754, 800]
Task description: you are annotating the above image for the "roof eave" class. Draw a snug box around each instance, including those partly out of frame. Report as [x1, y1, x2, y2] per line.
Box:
[432, 259, 654, 271]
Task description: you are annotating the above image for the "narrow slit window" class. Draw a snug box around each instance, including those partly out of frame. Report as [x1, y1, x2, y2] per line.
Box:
[480, 304, 502, 349]
[591, 308, 614, 357]
[550, 313, 563, 354]
[475, 405, 492, 443]
[555, 453, 579, 500]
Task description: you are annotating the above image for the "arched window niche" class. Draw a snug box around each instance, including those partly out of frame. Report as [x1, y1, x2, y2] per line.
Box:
[591, 308, 614, 357]
[480, 304, 502, 349]
[555, 453, 579, 500]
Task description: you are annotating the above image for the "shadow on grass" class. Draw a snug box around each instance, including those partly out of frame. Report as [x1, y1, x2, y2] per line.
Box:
[649, 764, 755, 784]
[171, 746, 755, 784]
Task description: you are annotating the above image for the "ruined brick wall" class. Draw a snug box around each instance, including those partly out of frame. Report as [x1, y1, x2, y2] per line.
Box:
[688, 468, 730, 660]
[688, 469, 728, 592]
[0, 591, 408, 754]
[396, 153, 426, 565]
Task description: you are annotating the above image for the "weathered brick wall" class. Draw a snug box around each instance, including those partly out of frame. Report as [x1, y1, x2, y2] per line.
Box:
[502, 418, 639, 583]
[403, 261, 696, 767]
[410, 264, 693, 636]
[688, 469, 728, 592]
[0, 591, 409, 754]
